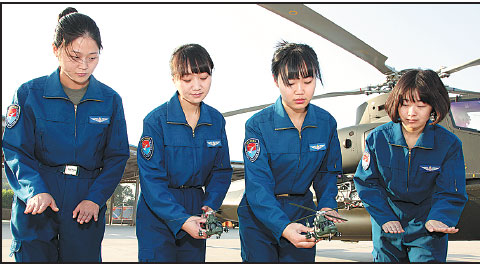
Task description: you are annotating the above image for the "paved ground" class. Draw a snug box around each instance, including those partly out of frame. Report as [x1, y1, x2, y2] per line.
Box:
[2, 220, 479, 262]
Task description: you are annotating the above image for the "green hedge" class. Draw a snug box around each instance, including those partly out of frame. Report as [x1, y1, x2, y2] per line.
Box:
[2, 189, 14, 208]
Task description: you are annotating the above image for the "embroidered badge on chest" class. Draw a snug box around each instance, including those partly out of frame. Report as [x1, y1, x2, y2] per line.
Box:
[420, 165, 440, 172]
[362, 150, 370, 171]
[206, 140, 222, 147]
[6, 104, 20, 128]
[309, 143, 326, 151]
[89, 116, 110, 124]
[244, 138, 260, 162]
[140, 136, 154, 160]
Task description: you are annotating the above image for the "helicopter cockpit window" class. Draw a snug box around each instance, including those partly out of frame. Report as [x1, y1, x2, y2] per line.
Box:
[450, 100, 480, 131]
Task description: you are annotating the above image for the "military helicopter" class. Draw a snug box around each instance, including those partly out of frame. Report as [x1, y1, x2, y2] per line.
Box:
[217, 4, 480, 241]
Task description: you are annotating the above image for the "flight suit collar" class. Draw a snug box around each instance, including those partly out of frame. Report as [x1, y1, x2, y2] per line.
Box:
[388, 121, 434, 149]
[166, 92, 213, 125]
[43, 68, 105, 102]
[273, 96, 317, 130]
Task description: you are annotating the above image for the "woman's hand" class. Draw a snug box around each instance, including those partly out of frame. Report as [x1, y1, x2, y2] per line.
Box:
[382, 221, 405, 233]
[201, 205, 213, 214]
[425, 220, 459, 233]
[24, 193, 59, 215]
[282, 223, 317, 248]
[181, 216, 208, 239]
[73, 200, 99, 224]
[320, 207, 346, 223]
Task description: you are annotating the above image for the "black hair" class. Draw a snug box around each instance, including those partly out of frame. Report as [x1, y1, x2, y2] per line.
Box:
[53, 7, 102, 53]
[385, 69, 450, 125]
[271, 40, 322, 87]
[170, 44, 214, 78]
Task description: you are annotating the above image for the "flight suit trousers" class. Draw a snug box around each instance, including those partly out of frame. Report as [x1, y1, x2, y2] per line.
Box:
[136, 187, 206, 262]
[238, 193, 317, 262]
[10, 165, 106, 262]
[371, 199, 448, 262]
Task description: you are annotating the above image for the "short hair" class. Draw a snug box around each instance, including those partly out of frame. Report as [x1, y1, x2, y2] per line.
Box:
[271, 40, 322, 87]
[385, 69, 450, 125]
[170, 44, 214, 78]
[53, 7, 102, 52]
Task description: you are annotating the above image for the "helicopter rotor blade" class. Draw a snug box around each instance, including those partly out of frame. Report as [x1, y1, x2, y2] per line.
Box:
[445, 85, 480, 96]
[291, 213, 316, 223]
[311, 87, 375, 100]
[439, 58, 480, 77]
[289, 202, 318, 213]
[324, 214, 349, 222]
[222, 87, 381, 118]
[259, 4, 395, 75]
[222, 103, 273, 117]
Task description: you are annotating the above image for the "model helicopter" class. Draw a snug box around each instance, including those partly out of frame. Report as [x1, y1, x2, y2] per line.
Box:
[198, 210, 229, 239]
[289, 203, 346, 241]
[217, 4, 480, 241]
[169, 209, 230, 239]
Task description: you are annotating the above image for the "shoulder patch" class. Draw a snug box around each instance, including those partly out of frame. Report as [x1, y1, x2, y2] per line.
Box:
[244, 138, 260, 162]
[6, 104, 20, 128]
[362, 150, 370, 171]
[140, 136, 154, 160]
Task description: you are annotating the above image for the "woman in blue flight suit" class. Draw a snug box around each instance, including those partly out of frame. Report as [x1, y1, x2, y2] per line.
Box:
[238, 41, 344, 262]
[2, 7, 130, 262]
[136, 43, 233, 262]
[354, 69, 468, 262]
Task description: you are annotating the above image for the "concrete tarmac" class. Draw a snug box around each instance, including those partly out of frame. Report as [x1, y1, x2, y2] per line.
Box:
[2, 220, 479, 262]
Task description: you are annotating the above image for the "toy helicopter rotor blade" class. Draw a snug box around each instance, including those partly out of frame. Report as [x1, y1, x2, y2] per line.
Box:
[259, 3, 394, 75]
[324, 214, 348, 222]
[292, 213, 316, 223]
[320, 207, 339, 213]
[288, 202, 317, 212]
[168, 215, 195, 222]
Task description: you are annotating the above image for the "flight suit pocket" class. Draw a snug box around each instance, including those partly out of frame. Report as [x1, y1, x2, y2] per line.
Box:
[414, 165, 441, 190]
[36, 114, 70, 156]
[86, 119, 110, 152]
[376, 158, 394, 182]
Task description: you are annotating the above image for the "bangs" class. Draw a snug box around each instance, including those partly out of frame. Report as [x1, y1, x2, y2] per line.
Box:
[272, 45, 322, 86]
[175, 57, 212, 78]
[400, 80, 432, 106]
[171, 44, 213, 78]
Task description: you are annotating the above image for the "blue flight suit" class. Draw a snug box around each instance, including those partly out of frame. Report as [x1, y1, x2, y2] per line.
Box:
[354, 121, 468, 262]
[136, 92, 232, 262]
[238, 97, 342, 262]
[2, 69, 130, 262]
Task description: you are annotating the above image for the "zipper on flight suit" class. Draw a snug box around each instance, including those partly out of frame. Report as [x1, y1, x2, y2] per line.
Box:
[407, 149, 411, 192]
[74, 105, 77, 138]
[390, 143, 432, 193]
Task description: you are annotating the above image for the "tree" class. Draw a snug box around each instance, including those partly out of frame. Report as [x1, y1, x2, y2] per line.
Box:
[112, 184, 135, 206]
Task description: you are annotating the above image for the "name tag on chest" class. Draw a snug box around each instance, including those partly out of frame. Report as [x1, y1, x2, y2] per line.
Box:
[64, 165, 79, 176]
